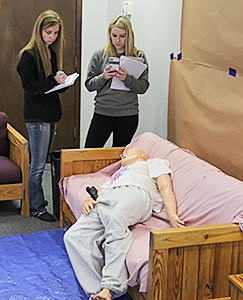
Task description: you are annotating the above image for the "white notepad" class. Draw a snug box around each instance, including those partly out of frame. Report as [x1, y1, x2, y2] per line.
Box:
[110, 56, 147, 91]
[45, 72, 79, 94]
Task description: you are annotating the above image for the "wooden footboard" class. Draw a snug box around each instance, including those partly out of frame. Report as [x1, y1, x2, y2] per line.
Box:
[59, 147, 243, 300]
[148, 224, 243, 300]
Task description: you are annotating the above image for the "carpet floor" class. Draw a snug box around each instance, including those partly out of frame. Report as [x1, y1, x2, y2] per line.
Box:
[0, 163, 59, 236]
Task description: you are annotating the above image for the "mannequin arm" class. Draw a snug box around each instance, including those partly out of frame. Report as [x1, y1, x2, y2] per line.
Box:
[156, 174, 185, 227]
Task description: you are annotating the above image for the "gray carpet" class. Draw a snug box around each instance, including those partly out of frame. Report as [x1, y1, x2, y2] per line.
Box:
[0, 163, 60, 236]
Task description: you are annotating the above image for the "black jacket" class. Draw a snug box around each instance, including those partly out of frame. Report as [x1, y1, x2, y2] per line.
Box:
[17, 47, 63, 122]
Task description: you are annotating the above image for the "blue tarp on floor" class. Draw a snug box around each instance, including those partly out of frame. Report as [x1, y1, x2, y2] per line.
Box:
[0, 227, 88, 299]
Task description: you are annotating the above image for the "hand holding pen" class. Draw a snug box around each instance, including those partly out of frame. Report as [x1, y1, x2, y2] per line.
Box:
[54, 71, 67, 84]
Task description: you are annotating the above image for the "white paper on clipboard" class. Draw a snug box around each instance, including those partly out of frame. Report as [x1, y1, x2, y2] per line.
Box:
[110, 55, 147, 91]
[45, 72, 79, 94]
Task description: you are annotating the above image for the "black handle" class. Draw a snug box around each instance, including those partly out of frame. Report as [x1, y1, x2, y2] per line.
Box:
[86, 186, 98, 200]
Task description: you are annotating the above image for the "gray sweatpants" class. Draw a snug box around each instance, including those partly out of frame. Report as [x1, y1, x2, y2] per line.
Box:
[64, 185, 153, 299]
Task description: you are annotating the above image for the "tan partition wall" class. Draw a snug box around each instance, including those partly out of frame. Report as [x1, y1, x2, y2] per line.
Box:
[168, 59, 243, 181]
[181, 0, 243, 75]
[168, 0, 243, 181]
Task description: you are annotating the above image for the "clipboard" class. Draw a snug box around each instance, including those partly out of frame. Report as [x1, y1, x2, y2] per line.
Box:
[45, 72, 79, 94]
[110, 56, 147, 91]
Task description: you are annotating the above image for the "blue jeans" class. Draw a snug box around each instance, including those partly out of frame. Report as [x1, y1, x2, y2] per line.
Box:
[26, 122, 56, 216]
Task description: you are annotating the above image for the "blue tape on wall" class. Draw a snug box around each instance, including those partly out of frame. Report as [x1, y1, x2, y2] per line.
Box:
[229, 67, 237, 77]
[177, 53, 182, 61]
[170, 53, 174, 60]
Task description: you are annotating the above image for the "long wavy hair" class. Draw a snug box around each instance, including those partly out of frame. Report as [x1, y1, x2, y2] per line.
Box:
[17, 10, 64, 76]
[103, 14, 139, 58]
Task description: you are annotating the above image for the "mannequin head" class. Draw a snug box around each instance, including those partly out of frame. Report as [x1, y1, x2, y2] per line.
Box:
[120, 147, 148, 167]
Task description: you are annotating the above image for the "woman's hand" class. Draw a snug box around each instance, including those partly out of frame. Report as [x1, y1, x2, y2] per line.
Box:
[54, 71, 67, 84]
[103, 66, 127, 81]
[115, 67, 127, 81]
[82, 197, 99, 215]
[103, 65, 116, 80]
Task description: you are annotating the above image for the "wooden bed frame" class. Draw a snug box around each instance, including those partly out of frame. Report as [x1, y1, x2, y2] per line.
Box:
[60, 147, 243, 300]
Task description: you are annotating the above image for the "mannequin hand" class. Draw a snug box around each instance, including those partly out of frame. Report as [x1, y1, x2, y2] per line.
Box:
[115, 67, 127, 81]
[54, 71, 67, 84]
[82, 197, 99, 215]
[169, 213, 185, 228]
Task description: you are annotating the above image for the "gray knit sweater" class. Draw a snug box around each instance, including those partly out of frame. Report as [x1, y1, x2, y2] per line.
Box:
[85, 48, 149, 117]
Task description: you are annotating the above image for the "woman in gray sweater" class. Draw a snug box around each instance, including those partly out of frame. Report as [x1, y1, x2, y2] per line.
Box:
[85, 14, 149, 148]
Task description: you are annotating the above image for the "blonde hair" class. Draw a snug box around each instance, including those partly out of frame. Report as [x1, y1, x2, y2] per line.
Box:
[103, 14, 139, 58]
[17, 10, 64, 76]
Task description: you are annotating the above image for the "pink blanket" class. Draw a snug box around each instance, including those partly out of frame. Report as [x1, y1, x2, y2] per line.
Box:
[59, 132, 243, 292]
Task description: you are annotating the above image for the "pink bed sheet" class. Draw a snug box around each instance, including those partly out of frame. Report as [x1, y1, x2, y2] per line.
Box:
[59, 132, 243, 293]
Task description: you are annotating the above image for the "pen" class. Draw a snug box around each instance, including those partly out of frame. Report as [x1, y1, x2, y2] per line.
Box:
[56, 72, 62, 76]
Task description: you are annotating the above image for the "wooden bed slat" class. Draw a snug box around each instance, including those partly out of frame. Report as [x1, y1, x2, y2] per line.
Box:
[151, 223, 243, 250]
[168, 247, 183, 300]
[232, 241, 243, 275]
[61, 147, 125, 162]
[197, 244, 216, 299]
[150, 249, 169, 300]
[181, 245, 200, 300]
[213, 243, 233, 297]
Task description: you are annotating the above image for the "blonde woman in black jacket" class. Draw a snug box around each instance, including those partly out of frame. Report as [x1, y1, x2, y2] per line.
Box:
[17, 10, 67, 222]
